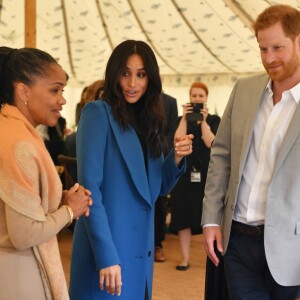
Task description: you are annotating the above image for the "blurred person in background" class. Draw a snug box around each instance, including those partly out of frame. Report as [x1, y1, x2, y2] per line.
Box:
[170, 82, 220, 271]
[154, 92, 178, 262]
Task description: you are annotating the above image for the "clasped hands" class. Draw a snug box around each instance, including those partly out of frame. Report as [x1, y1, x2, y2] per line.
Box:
[62, 183, 93, 219]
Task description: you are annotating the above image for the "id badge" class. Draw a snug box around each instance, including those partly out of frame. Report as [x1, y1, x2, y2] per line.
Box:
[190, 171, 201, 182]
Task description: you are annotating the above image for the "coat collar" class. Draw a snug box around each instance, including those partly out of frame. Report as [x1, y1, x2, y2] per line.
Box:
[103, 102, 159, 206]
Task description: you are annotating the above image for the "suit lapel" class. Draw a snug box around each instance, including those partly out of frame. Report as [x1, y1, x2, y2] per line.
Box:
[273, 101, 300, 176]
[239, 75, 270, 171]
[103, 103, 152, 205]
[146, 154, 163, 202]
[238, 75, 300, 178]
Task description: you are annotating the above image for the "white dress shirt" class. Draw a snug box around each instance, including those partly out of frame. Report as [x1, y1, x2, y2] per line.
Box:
[234, 80, 300, 225]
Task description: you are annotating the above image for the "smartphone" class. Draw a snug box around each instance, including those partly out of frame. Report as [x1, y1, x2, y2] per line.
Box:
[186, 103, 204, 122]
[191, 103, 204, 113]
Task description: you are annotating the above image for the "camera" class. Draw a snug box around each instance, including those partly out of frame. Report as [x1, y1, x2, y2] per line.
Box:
[186, 103, 204, 122]
[191, 103, 204, 113]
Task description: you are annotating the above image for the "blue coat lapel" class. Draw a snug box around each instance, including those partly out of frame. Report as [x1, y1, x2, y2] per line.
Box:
[147, 154, 163, 201]
[103, 103, 153, 205]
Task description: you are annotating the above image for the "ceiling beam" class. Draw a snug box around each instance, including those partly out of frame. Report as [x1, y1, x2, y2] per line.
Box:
[95, 0, 114, 50]
[25, 0, 36, 47]
[223, 0, 254, 33]
[0, 0, 3, 21]
[127, 0, 179, 74]
[172, 0, 236, 73]
[60, 0, 76, 80]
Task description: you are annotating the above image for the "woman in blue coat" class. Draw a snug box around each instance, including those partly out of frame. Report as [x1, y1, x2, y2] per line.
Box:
[69, 40, 193, 299]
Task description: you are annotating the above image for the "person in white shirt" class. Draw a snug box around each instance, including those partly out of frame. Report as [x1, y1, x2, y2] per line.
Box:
[202, 4, 300, 299]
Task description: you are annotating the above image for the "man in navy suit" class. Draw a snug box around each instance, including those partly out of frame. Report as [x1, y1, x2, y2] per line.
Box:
[154, 93, 178, 262]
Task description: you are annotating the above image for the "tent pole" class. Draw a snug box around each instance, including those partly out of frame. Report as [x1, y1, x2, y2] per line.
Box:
[25, 0, 36, 48]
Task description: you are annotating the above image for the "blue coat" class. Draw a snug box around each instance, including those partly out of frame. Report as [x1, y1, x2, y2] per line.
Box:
[69, 101, 185, 299]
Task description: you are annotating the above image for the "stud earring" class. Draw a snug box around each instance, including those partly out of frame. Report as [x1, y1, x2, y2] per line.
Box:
[24, 101, 28, 106]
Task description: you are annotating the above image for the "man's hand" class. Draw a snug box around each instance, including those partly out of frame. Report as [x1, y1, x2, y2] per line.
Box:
[203, 226, 223, 266]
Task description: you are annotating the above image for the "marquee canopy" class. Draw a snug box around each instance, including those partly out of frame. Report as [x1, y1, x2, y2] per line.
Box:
[0, 0, 299, 88]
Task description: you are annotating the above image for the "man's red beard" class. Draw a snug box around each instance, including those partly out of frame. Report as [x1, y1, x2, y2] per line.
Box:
[263, 50, 299, 82]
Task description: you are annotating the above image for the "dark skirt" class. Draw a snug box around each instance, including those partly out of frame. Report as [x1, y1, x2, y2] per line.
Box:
[169, 170, 203, 235]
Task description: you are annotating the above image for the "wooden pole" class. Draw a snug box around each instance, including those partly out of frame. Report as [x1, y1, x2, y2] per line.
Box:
[25, 0, 36, 47]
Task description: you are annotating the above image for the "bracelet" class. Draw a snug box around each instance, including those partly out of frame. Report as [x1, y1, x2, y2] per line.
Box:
[63, 205, 74, 226]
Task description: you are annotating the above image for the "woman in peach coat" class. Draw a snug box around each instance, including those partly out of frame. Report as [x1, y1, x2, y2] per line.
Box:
[0, 47, 92, 300]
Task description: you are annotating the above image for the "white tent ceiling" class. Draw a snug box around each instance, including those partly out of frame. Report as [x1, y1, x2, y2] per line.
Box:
[1, 0, 299, 89]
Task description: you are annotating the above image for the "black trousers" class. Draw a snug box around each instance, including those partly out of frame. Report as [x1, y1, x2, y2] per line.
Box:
[154, 195, 168, 247]
[224, 229, 300, 300]
[205, 243, 229, 300]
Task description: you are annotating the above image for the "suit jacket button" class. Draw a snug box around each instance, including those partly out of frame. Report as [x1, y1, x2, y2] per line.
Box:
[148, 251, 151, 257]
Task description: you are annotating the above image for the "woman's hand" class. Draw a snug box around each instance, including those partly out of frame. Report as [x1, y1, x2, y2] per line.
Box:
[174, 134, 194, 165]
[62, 183, 92, 219]
[99, 265, 122, 296]
[175, 105, 192, 138]
[197, 103, 209, 124]
[182, 103, 193, 119]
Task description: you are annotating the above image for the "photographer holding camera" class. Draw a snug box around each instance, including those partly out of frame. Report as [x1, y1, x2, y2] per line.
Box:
[170, 82, 221, 271]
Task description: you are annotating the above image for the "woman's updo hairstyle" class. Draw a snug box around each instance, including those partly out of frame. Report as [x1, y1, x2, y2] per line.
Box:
[0, 47, 58, 105]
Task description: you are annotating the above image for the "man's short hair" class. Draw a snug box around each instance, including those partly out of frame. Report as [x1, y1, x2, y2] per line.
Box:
[253, 4, 300, 40]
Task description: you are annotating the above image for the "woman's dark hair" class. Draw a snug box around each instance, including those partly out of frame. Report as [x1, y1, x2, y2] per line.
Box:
[103, 40, 164, 158]
[0, 47, 59, 105]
